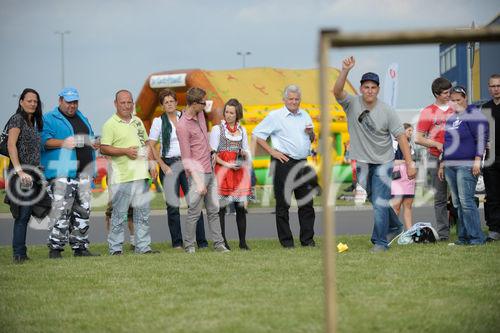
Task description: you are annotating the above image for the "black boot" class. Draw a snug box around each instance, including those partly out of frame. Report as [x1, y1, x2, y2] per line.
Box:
[219, 207, 231, 250]
[235, 203, 250, 250]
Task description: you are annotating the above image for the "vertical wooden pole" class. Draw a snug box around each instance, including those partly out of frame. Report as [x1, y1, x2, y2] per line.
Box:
[319, 31, 336, 333]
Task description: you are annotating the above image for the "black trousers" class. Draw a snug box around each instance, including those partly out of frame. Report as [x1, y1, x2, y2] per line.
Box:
[272, 157, 317, 247]
[484, 161, 500, 233]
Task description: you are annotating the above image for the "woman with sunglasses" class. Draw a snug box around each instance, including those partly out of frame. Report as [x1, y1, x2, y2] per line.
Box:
[438, 86, 488, 245]
[209, 98, 252, 250]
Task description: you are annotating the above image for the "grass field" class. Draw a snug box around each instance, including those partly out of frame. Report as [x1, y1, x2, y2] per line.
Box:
[1, 236, 499, 333]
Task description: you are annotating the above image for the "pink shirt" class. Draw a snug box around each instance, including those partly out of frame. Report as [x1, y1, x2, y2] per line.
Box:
[176, 110, 212, 174]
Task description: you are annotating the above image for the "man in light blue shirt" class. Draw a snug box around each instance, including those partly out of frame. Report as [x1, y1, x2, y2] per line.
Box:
[253, 85, 318, 248]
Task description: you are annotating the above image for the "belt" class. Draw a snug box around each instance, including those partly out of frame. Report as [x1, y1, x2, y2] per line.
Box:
[162, 156, 181, 160]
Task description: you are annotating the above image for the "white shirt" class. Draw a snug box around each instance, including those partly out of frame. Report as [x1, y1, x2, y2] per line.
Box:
[252, 106, 313, 160]
[148, 112, 181, 158]
[209, 120, 251, 159]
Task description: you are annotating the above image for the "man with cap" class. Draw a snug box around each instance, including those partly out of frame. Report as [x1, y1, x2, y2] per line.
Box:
[333, 56, 416, 252]
[41, 87, 100, 258]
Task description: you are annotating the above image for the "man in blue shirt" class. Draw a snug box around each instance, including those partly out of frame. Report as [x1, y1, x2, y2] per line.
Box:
[41, 87, 100, 258]
[253, 85, 318, 248]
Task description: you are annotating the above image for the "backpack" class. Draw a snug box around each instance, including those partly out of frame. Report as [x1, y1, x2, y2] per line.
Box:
[397, 222, 439, 245]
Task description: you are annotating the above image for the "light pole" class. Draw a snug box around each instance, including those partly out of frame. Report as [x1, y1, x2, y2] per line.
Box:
[236, 51, 251, 68]
[55, 30, 71, 88]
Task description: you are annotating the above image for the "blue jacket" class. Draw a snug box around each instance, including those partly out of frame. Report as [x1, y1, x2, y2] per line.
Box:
[41, 107, 96, 179]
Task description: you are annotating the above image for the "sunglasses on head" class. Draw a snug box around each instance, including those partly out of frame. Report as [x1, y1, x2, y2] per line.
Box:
[451, 86, 466, 96]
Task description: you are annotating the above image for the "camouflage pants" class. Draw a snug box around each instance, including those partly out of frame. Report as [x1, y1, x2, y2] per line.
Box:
[47, 177, 91, 250]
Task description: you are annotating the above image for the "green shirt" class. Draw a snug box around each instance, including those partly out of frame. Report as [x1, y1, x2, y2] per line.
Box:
[101, 114, 150, 184]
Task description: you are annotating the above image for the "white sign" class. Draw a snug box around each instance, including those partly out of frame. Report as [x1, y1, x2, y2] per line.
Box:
[383, 63, 399, 109]
[149, 73, 187, 88]
[204, 100, 213, 113]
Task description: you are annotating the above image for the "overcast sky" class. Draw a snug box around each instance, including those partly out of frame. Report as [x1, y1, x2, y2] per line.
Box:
[1, 0, 498, 131]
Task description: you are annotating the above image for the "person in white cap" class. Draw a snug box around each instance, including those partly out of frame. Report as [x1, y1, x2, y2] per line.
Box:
[41, 87, 100, 258]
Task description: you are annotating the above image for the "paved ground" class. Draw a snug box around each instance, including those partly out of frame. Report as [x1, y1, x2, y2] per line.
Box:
[0, 205, 485, 246]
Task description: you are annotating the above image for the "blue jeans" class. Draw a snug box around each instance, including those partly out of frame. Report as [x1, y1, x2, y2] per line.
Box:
[108, 180, 152, 253]
[445, 165, 485, 244]
[12, 205, 32, 257]
[159, 157, 207, 248]
[357, 161, 403, 248]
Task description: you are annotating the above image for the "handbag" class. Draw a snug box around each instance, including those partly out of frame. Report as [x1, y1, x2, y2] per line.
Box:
[0, 124, 8, 157]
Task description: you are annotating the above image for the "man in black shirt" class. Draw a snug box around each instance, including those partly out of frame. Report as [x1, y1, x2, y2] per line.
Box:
[483, 74, 500, 242]
[41, 87, 100, 258]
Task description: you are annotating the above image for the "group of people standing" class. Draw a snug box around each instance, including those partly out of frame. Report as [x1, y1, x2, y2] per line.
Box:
[337, 55, 499, 250]
[5, 61, 498, 262]
[6, 83, 320, 262]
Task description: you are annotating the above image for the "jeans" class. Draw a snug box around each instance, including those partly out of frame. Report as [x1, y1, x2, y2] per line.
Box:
[159, 157, 207, 248]
[428, 154, 449, 239]
[12, 205, 32, 257]
[445, 165, 485, 244]
[184, 173, 225, 250]
[357, 161, 403, 248]
[108, 179, 152, 253]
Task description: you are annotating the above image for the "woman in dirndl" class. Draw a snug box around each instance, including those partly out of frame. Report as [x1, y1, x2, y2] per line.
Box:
[209, 98, 252, 250]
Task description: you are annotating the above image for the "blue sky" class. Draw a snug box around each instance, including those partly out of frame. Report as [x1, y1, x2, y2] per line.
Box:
[1, 0, 498, 131]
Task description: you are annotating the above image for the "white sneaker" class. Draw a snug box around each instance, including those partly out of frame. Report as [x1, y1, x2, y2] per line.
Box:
[185, 247, 196, 254]
[215, 245, 230, 253]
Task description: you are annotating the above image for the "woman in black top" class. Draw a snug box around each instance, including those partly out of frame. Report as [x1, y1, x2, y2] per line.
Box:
[5, 88, 43, 263]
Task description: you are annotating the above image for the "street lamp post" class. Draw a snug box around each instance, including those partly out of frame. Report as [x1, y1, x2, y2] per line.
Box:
[236, 51, 251, 68]
[55, 30, 71, 88]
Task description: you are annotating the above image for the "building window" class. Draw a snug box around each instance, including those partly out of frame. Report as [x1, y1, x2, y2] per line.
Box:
[439, 45, 457, 74]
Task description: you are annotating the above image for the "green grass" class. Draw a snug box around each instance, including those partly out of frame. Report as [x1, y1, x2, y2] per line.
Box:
[1, 237, 499, 332]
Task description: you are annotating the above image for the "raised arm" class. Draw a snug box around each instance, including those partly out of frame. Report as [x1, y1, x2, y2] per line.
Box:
[333, 56, 355, 101]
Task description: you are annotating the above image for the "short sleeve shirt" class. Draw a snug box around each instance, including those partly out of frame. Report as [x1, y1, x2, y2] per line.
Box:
[338, 95, 404, 164]
[416, 104, 454, 157]
[101, 114, 150, 184]
[6, 113, 41, 167]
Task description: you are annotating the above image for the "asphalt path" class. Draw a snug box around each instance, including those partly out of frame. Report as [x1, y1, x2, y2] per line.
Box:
[0, 206, 485, 246]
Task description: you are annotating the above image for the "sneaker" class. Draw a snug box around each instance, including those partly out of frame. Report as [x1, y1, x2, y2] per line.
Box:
[486, 237, 497, 243]
[185, 247, 196, 254]
[301, 241, 316, 247]
[49, 249, 63, 259]
[370, 245, 387, 253]
[111, 251, 123, 256]
[215, 245, 230, 253]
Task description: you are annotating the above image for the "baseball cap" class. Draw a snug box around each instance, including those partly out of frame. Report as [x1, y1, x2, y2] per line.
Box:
[59, 87, 80, 102]
[360, 72, 380, 86]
